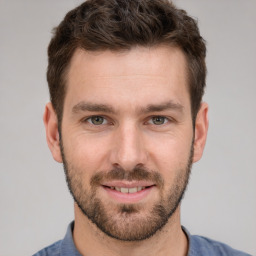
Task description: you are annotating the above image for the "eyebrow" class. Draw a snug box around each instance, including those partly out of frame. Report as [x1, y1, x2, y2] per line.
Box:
[72, 100, 184, 115]
[142, 101, 184, 113]
[72, 102, 116, 114]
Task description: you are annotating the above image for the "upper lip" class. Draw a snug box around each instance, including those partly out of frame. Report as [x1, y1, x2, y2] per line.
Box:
[102, 181, 155, 188]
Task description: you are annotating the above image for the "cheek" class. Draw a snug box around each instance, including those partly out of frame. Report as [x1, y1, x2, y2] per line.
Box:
[146, 132, 192, 182]
[63, 132, 112, 173]
[147, 132, 192, 163]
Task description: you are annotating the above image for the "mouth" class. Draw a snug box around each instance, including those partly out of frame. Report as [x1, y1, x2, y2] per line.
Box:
[101, 182, 156, 203]
[103, 185, 154, 193]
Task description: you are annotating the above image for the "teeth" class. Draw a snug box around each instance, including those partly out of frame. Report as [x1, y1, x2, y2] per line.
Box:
[111, 186, 146, 193]
[128, 187, 137, 194]
[120, 187, 129, 193]
[137, 186, 142, 192]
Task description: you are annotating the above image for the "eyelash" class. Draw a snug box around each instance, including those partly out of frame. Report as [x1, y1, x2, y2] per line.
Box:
[147, 116, 169, 125]
[85, 116, 109, 125]
[83, 115, 172, 126]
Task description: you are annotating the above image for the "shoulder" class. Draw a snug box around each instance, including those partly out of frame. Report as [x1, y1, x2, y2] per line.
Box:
[189, 235, 252, 256]
[32, 221, 81, 256]
[32, 240, 62, 256]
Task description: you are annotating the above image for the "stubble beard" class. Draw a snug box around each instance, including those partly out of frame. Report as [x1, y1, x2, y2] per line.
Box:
[60, 142, 193, 241]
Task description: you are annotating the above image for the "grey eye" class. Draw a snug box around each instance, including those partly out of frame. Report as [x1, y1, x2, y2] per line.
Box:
[151, 116, 167, 125]
[89, 116, 106, 125]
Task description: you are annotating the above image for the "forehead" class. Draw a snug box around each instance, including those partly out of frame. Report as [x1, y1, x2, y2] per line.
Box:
[67, 45, 188, 81]
[64, 45, 190, 112]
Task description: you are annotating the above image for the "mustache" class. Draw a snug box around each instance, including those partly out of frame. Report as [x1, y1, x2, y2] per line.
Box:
[90, 166, 164, 188]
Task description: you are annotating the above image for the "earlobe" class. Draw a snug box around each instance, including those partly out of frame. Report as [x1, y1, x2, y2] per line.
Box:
[193, 102, 209, 163]
[43, 102, 63, 163]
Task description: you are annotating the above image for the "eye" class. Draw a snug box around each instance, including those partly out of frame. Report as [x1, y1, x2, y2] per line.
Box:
[87, 116, 107, 125]
[149, 116, 168, 125]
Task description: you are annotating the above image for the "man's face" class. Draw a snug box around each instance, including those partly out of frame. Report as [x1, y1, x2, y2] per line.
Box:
[58, 46, 196, 240]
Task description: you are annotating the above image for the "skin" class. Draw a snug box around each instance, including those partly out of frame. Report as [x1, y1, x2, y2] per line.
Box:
[44, 45, 208, 256]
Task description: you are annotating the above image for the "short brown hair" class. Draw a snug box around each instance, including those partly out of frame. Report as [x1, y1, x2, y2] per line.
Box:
[47, 0, 206, 123]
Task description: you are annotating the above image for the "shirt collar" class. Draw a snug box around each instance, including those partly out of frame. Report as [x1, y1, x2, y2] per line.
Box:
[61, 221, 193, 256]
[60, 221, 81, 256]
[182, 226, 193, 255]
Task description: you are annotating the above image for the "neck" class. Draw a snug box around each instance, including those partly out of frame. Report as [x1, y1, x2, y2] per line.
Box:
[73, 204, 188, 256]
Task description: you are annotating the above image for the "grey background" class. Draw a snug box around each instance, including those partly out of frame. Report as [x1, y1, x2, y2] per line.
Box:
[0, 0, 255, 255]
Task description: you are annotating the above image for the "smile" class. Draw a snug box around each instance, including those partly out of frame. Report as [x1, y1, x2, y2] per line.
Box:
[108, 186, 146, 193]
[101, 183, 155, 203]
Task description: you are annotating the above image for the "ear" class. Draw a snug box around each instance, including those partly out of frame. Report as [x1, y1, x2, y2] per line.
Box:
[193, 102, 209, 163]
[43, 102, 63, 163]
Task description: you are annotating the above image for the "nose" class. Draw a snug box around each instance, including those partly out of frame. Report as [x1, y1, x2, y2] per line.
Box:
[110, 122, 148, 171]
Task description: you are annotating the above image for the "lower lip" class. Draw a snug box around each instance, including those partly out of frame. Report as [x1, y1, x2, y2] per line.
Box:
[102, 186, 155, 203]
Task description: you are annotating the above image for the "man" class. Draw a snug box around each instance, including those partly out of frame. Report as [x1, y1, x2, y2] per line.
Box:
[34, 0, 251, 255]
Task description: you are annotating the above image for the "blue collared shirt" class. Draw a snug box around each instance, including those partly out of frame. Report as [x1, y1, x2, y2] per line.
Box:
[33, 222, 252, 256]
